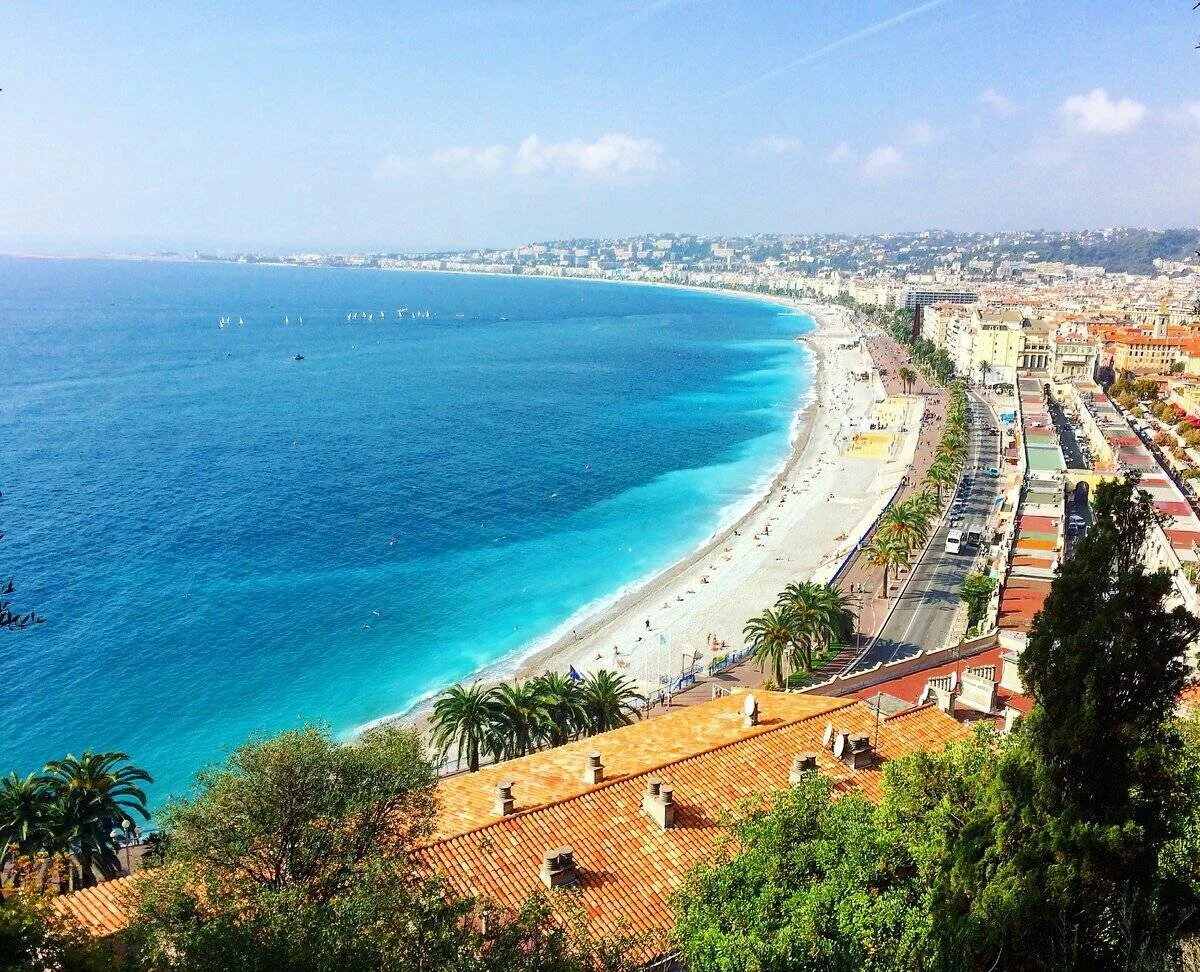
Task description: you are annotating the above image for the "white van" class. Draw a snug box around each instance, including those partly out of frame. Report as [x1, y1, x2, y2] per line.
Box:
[945, 528, 963, 555]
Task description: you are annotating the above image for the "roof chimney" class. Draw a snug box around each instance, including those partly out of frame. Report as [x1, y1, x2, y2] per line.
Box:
[743, 693, 759, 728]
[844, 733, 875, 771]
[493, 780, 515, 817]
[789, 752, 819, 785]
[642, 776, 675, 829]
[539, 846, 579, 889]
[583, 751, 604, 786]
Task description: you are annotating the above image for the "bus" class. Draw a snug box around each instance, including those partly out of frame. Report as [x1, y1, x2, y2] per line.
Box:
[945, 528, 963, 555]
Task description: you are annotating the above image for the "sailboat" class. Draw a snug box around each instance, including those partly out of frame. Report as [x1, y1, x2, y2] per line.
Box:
[284, 316, 290, 325]
[238, 317, 244, 325]
[298, 315, 304, 325]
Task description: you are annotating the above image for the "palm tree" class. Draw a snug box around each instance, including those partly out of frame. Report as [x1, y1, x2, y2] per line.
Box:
[879, 502, 932, 551]
[909, 488, 942, 521]
[775, 583, 822, 674]
[775, 583, 857, 674]
[924, 458, 958, 501]
[532, 671, 588, 746]
[744, 607, 797, 688]
[863, 531, 910, 599]
[810, 584, 857, 660]
[898, 366, 917, 395]
[0, 772, 52, 870]
[580, 670, 643, 733]
[42, 751, 151, 887]
[431, 681, 496, 773]
[486, 681, 552, 761]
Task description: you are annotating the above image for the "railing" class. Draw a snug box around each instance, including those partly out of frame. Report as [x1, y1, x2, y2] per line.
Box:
[708, 646, 752, 676]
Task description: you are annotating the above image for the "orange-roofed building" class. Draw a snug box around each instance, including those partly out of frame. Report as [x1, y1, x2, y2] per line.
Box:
[50, 692, 970, 962]
[49, 874, 139, 939]
[415, 694, 969, 962]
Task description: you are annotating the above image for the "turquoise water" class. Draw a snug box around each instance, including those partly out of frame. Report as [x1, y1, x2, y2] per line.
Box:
[0, 259, 812, 803]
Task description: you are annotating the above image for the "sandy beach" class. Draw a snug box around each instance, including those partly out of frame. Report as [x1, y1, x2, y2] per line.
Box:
[496, 298, 922, 699]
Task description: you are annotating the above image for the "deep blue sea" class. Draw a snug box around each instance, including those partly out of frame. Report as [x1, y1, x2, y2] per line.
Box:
[0, 258, 811, 804]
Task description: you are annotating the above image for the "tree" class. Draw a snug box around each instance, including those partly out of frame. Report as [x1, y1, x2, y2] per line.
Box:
[41, 751, 152, 888]
[672, 773, 933, 972]
[487, 681, 552, 760]
[743, 607, 796, 688]
[957, 572, 996, 631]
[431, 682, 496, 773]
[863, 531, 909, 599]
[675, 473, 1200, 971]
[0, 881, 111, 971]
[879, 502, 932, 552]
[922, 459, 957, 502]
[950, 473, 1200, 968]
[580, 669, 643, 734]
[0, 772, 52, 872]
[898, 366, 917, 395]
[533, 671, 588, 746]
[127, 725, 636, 972]
[775, 582, 856, 675]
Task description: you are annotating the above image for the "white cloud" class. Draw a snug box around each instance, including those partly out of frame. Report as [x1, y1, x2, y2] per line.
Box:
[861, 145, 906, 181]
[745, 135, 804, 157]
[429, 144, 509, 177]
[827, 141, 854, 164]
[1060, 88, 1146, 135]
[1184, 102, 1200, 125]
[980, 88, 1017, 116]
[903, 120, 935, 147]
[376, 133, 666, 183]
[513, 133, 665, 178]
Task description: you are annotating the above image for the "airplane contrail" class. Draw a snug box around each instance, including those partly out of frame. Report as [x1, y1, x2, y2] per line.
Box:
[712, 0, 955, 104]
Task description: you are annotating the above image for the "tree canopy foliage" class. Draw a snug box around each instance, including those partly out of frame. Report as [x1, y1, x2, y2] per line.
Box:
[673, 474, 1200, 971]
[125, 724, 640, 972]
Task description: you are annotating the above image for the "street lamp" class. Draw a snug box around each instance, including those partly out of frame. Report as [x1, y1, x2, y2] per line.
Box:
[121, 818, 132, 874]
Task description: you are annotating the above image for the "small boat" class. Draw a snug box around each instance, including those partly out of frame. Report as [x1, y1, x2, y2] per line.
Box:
[298, 316, 304, 325]
[284, 316, 290, 325]
[293, 353, 305, 361]
[238, 317, 244, 325]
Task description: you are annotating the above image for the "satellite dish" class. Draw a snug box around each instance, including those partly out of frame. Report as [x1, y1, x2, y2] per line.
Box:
[833, 732, 847, 759]
[949, 672, 959, 691]
[821, 723, 834, 749]
[742, 694, 758, 718]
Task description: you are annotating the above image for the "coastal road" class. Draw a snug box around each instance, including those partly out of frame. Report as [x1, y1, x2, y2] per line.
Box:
[849, 391, 1001, 670]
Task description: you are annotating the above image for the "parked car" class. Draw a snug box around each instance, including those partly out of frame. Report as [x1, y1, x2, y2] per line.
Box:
[984, 467, 1000, 478]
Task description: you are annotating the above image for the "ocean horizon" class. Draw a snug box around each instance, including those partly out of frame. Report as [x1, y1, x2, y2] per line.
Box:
[0, 257, 812, 805]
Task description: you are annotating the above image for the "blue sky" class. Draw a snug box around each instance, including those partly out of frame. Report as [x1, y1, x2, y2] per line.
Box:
[2, 1, 1199, 252]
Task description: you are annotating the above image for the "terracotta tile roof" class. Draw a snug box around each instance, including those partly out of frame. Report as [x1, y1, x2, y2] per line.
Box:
[999, 578, 1053, 632]
[415, 698, 969, 956]
[49, 876, 138, 937]
[432, 691, 848, 839]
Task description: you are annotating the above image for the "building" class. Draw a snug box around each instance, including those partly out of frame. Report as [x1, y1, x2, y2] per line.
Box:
[51, 692, 969, 964]
[903, 287, 979, 310]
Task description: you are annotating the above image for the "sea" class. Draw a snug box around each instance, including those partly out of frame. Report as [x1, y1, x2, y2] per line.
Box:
[0, 257, 813, 805]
